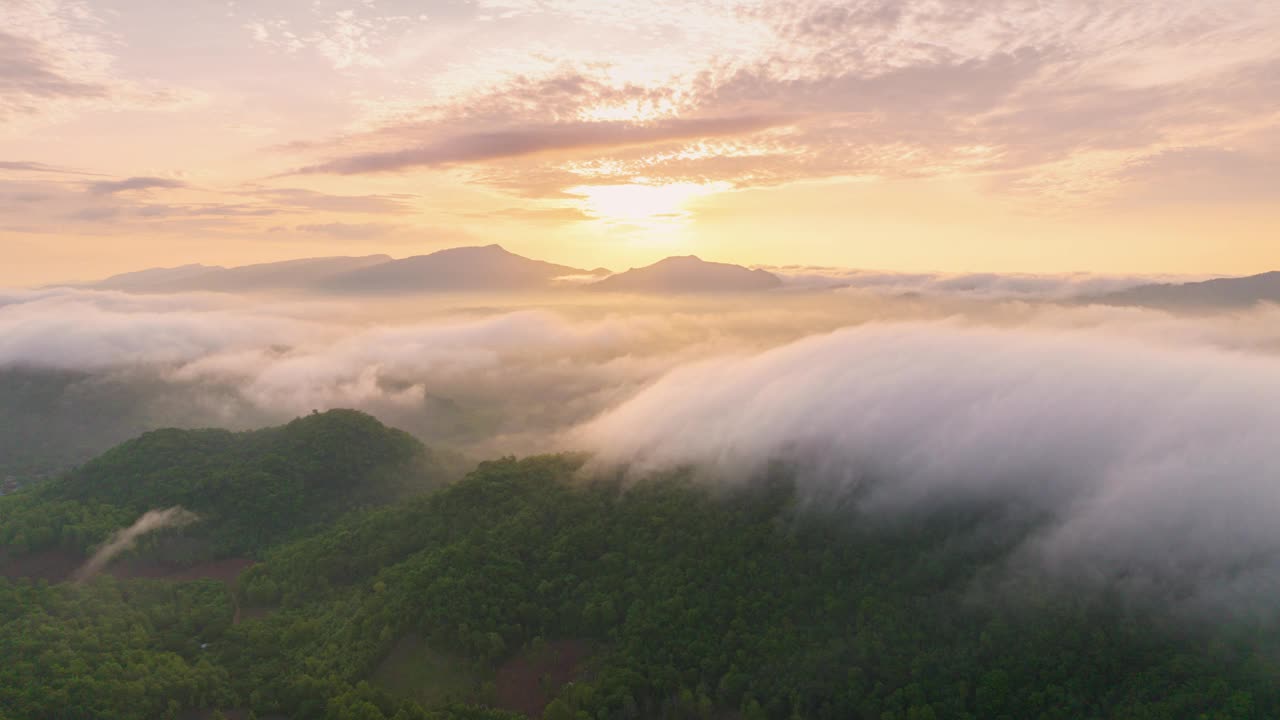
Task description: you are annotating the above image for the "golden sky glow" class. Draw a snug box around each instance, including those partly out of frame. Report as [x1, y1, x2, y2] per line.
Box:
[1, 0, 1278, 284]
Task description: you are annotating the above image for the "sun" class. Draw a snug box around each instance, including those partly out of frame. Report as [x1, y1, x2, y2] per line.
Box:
[569, 182, 728, 226]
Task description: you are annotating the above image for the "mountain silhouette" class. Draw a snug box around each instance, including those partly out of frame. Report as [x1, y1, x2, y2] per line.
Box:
[589, 255, 781, 293]
[318, 244, 603, 293]
[1095, 271, 1280, 309]
[93, 256, 391, 292]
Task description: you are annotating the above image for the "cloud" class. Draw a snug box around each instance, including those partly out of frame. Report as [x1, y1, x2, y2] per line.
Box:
[484, 206, 592, 222]
[702, 47, 1049, 116]
[1111, 144, 1280, 206]
[240, 3, 427, 71]
[275, 0, 1280, 204]
[0, 1, 193, 129]
[12, 285, 1280, 609]
[0, 29, 108, 105]
[64, 205, 121, 222]
[0, 288, 317, 370]
[88, 176, 187, 195]
[0, 287, 868, 451]
[574, 319, 1280, 611]
[296, 115, 790, 174]
[135, 203, 278, 218]
[768, 266, 1197, 300]
[247, 187, 417, 214]
[0, 160, 103, 176]
[293, 221, 402, 239]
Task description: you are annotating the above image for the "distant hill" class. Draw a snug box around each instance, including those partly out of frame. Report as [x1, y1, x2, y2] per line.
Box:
[319, 244, 603, 293]
[180, 255, 393, 292]
[5, 410, 446, 557]
[1095, 271, 1280, 309]
[87, 245, 605, 294]
[589, 255, 782, 293]
[94, 263, 226, 290]
[93, 255, 392, 292]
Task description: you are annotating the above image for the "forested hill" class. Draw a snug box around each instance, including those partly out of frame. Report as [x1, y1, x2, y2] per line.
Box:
[2, 429, 1277, 719]
[1, 409, 451, 558]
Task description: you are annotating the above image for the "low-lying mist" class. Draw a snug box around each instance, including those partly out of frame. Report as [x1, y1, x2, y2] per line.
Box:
[575, 320, 1280, 616]
[6, 283, 1280, 614]
[72, 507, 198, 583]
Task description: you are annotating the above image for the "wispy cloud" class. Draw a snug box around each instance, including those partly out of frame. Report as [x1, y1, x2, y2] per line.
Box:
[0, 1, 191, 129]
[240, 2, 427, 71]
[295, 115, 790, 174]
[0, 29, 109, 106]
[245, 187, 417, 214]
[293, 221, 402, 239]
[278, 0, 1280, 205]
[88, 176, 187, 194]
[0, 160, 104, 176]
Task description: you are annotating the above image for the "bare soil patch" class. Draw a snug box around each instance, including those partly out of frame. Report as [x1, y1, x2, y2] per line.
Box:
[0, 547, 252, 587]
[495, 639, 594, 717]
[371, 634, 488, 707]
[107, 557, 253, 584]
[235, 604, 275, 625]
[0, 546, 83, 582]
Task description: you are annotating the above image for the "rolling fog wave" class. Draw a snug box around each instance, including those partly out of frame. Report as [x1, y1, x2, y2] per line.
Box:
[8, 286, 1280, 609]
[574, 322, 1280, 612]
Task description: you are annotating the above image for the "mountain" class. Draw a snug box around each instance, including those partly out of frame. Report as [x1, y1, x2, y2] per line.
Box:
[1095, 271, 1280, 309]
[589, 255, 782, 293]
[318, 244, 603, 293]
[180, 254, 394, 292]
[92, 255, 393, 293]
[88, 246, 606, 294]
[94, 263, 226, 290]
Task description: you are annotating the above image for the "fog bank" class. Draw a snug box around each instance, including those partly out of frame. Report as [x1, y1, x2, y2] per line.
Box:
[574, 322, 1280, 613]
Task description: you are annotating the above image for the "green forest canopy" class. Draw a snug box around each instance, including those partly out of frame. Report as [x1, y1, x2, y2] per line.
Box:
[0, 411, 1275, 720]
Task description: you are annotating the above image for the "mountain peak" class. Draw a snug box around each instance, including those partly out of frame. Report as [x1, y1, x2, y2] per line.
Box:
[318, 244, 593, 293]
[653, 254, 705, 266]
[591, 255, 781, 293]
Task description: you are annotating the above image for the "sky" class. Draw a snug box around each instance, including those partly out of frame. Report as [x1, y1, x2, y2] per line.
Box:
[1, 0, 1278, 285]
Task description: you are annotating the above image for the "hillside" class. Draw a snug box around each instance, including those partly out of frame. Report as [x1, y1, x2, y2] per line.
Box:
[1096, 270, 1280, 309]
[589, 255, 782, 293]
[3, 446, 1278, 719]
[319, 244, 603, 293]
[1, 409, 445, 560]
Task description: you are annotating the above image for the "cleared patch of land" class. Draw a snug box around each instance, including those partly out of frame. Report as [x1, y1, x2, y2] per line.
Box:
[494, 639, 594, 717]
[0, 546, 253, 586]
[370, 634, 491, 708]
[0, 546, 83, 582]
[107, 556, 253, 584]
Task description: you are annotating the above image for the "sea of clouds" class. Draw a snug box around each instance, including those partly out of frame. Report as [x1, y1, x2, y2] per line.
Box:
[5, 281, 1280, 612]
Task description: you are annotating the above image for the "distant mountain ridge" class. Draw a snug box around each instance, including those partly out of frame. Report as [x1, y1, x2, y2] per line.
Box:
[1095, 271, 1280, 309]
[94, 263, 227, 290]
[84, 245, 783, 294]
[94, 255, 392, 292]
[590, 255, 782, 293]
[318, 244, 602, 293]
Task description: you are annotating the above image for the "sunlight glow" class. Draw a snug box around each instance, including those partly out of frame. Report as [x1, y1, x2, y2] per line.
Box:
[568, 182, 729, 225]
